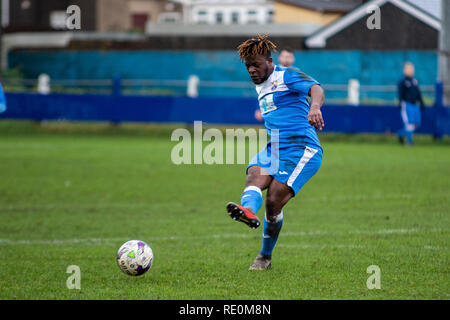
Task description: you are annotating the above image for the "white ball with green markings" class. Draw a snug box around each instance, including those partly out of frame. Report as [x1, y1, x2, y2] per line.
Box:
[117, 240, 153, 276]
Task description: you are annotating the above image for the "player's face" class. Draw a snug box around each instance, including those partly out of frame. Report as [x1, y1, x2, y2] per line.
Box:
[278, 50, 295, 67]
[244, 55, 273, 84]
[404, 64, 415, 77]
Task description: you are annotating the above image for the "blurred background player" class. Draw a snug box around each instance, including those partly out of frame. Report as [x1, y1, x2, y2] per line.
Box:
[398, 62, 425, 145]
[255, 47, 296, 122]
[278, 47, 296, 68]
[0, 82, 6, 114]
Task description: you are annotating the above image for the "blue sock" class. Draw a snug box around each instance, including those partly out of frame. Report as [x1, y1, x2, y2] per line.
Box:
[260, 211, 283, 256]
[406, 130, 413, 145]
[241, 186, 263, 215]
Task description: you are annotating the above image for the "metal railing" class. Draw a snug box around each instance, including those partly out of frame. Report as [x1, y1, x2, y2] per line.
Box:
[0, 76, 445, 106]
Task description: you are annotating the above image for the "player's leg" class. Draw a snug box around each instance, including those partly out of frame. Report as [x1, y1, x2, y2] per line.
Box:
[404, 103, 419, 145]
[242, 165, 272, 213]
[249, 179, 293, 270]
[250, 146, 322, 270]
[404, 123, 415, 145]
[398, 102, 408, 144]
[226, 165, 272, 229]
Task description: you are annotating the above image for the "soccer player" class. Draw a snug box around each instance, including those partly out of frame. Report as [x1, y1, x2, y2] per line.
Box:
[397, 62, 424, 145]
[226, 35, 325, 270]
[278, 47, 295, 68]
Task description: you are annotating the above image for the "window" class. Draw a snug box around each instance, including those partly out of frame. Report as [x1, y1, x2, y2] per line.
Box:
[158, 12, 181, 23]
[267, 10, 274, 23]
[247, 10, 258, 24]
[215, 12, 223, 24]
[197, 10, 208, 24]
[231, 12, 239, 24]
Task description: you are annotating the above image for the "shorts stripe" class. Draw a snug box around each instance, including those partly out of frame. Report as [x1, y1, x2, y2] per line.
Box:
[287, 147, 318, 187]
[400, 101, 409, 125]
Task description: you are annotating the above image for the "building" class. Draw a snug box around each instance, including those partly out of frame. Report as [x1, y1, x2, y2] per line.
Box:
[2, 0, 276, 33]
[170, 0, 274, 25]
[1, 0, 182, 33]
[305, 0, 441, 49]
[96, 0, 182, 32]
[3, 0, 97, 32]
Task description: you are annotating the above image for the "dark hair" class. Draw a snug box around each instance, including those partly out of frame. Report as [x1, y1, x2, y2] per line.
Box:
[280, 47, 294, 54]
[237, 34, 277, 62]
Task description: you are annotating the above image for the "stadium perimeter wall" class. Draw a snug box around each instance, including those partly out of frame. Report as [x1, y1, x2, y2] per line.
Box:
[2, 92, 449, 136]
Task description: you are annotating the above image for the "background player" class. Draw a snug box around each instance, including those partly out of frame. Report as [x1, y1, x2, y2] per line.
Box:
[226, 35, 325, 270]
[278, 47, 295, 68]
[398, 62, 425, 145]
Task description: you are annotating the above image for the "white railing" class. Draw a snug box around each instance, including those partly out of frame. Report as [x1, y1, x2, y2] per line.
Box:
[0, 75, 438, 105]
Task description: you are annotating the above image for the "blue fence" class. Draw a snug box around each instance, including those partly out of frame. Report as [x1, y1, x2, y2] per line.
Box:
[1, 92, 449, 136]
[9, 50, 438, 100]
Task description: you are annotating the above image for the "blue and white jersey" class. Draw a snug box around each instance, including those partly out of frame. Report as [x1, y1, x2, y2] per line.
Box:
[255, 65, 321, 150]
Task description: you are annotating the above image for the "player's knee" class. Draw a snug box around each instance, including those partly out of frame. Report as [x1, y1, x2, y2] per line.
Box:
[246, 170, 259, 185]
[246, 166, 270, 189]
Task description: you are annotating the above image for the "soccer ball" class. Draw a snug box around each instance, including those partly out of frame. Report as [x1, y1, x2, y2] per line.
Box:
[117, 240, 154, 276]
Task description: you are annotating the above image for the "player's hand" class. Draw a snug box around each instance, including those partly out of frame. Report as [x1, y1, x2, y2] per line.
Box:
[308, 104, 324, 131]
[254, 109, 263, 122]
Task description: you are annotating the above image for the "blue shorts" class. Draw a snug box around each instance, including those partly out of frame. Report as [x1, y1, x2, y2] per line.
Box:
[247, 141, 323, 196]
[401, 102, 421, 126]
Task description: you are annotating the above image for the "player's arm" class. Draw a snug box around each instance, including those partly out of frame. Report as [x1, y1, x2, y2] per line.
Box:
[308, 84, 325, 131]
[417, 85, 425, 108]
[397, 80, 404, 108]
[284, 68, 325, 130]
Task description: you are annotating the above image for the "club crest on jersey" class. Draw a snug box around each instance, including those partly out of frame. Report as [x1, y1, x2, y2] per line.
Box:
[271, 81, 278, 91]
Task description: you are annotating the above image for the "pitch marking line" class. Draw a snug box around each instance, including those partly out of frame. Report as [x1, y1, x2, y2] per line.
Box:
[0, 228, 446, 249]
[0, 194, 420, 212]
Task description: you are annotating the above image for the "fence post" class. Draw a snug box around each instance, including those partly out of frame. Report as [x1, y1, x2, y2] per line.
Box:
[434, 81, 443, 140]
[187, 75, 199, 98]
[37, 74, 51, 94]
[348, 79, 360, 105]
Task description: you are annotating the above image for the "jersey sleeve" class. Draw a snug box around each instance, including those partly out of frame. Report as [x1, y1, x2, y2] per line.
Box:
[283, 67, 320, 96]
[415, 81, 425, 107]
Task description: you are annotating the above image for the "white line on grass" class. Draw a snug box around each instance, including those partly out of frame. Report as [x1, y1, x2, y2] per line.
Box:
[0, 227, 446, 247]
[0, 194, 416, 212]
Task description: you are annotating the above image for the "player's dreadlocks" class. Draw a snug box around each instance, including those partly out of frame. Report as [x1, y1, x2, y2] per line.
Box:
[237, 34, 277, 62]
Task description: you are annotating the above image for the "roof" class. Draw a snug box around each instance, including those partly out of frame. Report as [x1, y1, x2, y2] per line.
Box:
[305, 0, 441, 48]
[405, 0, 441, 19]
[276, 0, 363, 13]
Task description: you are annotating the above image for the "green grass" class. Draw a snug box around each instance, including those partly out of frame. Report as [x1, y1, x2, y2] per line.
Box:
[0, 121, 449, 299]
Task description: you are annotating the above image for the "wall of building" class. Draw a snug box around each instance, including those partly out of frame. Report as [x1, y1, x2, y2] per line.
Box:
[188, 2, 274, 25]
[96, 0, 130, 32]
[95, 0, 174, 32]
[274, 2, 342, 25]
[315, 3, 440, 50]
[7, 0, 96, 31]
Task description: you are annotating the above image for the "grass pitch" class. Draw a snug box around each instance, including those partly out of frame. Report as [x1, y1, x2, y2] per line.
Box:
[0, 121, 449, 299]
